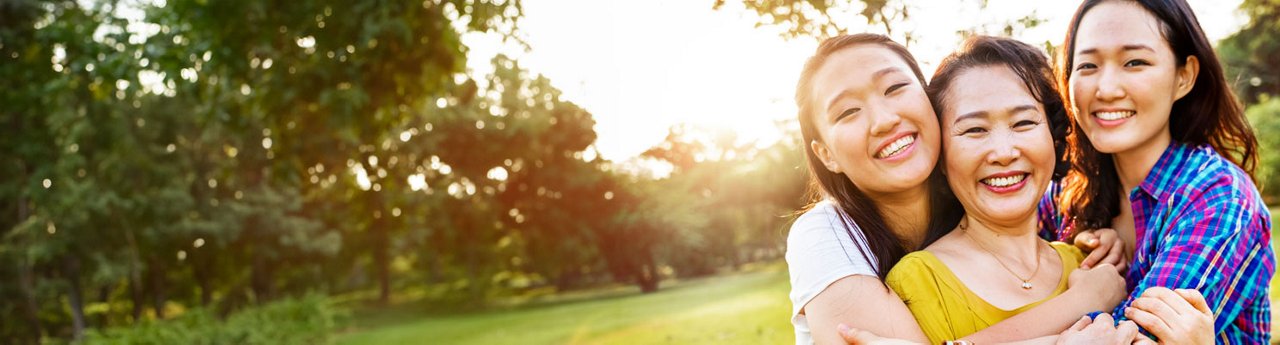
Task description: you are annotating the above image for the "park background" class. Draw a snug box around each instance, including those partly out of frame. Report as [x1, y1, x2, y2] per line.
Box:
[3, 0, 1279, 343]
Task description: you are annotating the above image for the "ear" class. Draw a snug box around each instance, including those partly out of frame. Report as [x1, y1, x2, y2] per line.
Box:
[810, 140, 842, 174]
[1173, 55, 1199, 101]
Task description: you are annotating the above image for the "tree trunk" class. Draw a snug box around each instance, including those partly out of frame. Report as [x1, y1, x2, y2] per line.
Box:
[250, 249, 274, 303]
[64, 257, 87, 340]
[148, 262, 167, 319]
[97, 285, 111, 328]
[372, 216, 391, 304]
[194, 257, 213, 306]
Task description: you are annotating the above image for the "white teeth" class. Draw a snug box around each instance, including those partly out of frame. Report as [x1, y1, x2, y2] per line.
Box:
[1095, 111, 1135, 121]
[981, 174, 1027, 188]
[876, 135, 915, 158]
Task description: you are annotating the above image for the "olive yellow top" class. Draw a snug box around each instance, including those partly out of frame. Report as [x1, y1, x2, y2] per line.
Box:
[886, 242, 1084, 344]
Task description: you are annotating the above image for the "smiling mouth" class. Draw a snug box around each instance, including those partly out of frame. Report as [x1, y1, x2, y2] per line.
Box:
[875, 134, 916, 159]
[1094, 110, 1135, 121]
[981, 173, 1027, 188]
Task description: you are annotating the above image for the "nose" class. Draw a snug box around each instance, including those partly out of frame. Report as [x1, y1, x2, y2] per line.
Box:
[987, 138, 1022, 166]
[1094, 67, 1127, 102]
[868, 107, 902, 136]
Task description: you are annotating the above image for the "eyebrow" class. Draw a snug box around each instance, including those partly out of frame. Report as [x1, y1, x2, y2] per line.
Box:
[823, 67, 906, 115]
[953, 104, 1038, 124]
[1077, 44, 1157, 56]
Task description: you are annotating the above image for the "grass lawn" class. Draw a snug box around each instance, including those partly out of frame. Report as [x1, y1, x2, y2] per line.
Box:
[335, 263, 793, 345]
[335, 210, 1280, 345]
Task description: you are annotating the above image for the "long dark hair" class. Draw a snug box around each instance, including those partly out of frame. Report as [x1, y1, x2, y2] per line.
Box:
[795, 33, 963, 280]
[927, 36, 1071, 179]
[1055, 0, 1260, 232]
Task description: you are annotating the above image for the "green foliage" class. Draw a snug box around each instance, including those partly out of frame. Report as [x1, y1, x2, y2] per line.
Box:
[1247, 96, 1280, 199]
[81, 294, 343, 345]
[1219, 0, 1280, 106]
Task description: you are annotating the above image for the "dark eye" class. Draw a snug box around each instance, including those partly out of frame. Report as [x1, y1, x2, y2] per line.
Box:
[1074, 62, 1097, 71]
[1124, 59, 1150, 67]
[835, 108, 860, 122]
[960, 127, 987, 136]
[884, 82, 908, 96]
[1014, 120, 1040, 128]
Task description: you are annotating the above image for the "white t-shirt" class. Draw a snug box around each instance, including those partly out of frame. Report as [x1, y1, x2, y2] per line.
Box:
[786, 200, 879, 345]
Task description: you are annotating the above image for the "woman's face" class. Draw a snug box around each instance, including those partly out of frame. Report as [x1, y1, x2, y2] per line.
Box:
[941, 65, 1055, 227]
[1068, 1, 1197, 157]
[808, 45, 940, 196]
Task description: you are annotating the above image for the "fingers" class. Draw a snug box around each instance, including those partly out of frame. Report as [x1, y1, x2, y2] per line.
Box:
[1125, 305, 1174, 341]
[1175, 288, 1212, 315]
[1101, 236, 1125, 267]
[1075, 232, 1102, 268]
[1092, 312, 1115, 326]
[1116, 320, 1140, 343]
[1068, 315, 1092, 331]
[1080, 245, 1105, 269]
[837, 324, 878, 344]
[1141, 287, 1189, 317]
[1131, 336, 1158, 345]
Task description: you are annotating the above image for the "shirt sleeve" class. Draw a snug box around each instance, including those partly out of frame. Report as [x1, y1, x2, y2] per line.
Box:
[1111, 195, 1275, 337]
[785, 203, 879, 325]
[1037, 179, 1066, 241]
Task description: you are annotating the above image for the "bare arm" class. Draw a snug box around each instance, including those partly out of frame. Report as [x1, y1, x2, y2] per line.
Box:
[961, 264, 1127, 343]
[807, 275, 929, 345]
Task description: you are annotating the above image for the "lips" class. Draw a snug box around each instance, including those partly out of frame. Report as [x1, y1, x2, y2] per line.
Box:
[1095, 109, 1136, 125]
[980, 172, 1029, 193]
[875, 134, 916, 159]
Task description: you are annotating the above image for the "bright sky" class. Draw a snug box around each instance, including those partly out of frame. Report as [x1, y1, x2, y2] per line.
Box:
[463, 0, 1246, 162]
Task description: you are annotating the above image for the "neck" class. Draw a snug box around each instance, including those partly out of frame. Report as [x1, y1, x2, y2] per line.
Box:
[1112, 130, 1172, 193]
[870, 183, 932, 249]
[961, 215, 1041, 260]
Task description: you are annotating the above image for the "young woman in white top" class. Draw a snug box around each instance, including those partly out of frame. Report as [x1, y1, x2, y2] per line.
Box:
[786, 33, 1130, 345]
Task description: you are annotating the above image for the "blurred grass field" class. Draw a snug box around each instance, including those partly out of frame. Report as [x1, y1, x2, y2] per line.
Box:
[336, 210, 1280, 345]
[335, 263, 793, 344]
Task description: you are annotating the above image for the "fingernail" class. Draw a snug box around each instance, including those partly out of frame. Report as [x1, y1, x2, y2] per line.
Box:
[837, 323, 851, 333]
[1088, 238, 1098, 245]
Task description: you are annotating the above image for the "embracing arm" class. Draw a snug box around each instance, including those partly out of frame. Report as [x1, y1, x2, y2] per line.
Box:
[960, 264, 1128, 343]
[807, 275, 929, 345]
[1113, 195, 1273, 341]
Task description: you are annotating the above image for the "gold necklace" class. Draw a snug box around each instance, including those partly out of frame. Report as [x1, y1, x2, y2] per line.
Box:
[959, 220, 1041, 290]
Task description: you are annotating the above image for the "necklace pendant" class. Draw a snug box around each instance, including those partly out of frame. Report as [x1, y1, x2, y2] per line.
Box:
[1021, 281, 1033, 290]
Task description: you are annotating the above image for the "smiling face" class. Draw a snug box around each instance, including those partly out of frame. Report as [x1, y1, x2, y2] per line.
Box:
[941, 65, 1056, 227]
[808, 45, 940, 196]
[1068, 1, 1198, 158]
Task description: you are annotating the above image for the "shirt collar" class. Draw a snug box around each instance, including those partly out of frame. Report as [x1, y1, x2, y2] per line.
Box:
[1134, 142, 1195, 201]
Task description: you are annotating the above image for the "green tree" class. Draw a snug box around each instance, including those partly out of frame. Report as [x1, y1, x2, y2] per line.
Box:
[1219, 0, 1280, 106]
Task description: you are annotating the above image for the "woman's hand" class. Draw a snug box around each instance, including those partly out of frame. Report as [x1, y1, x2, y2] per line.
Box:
[1073, 228, 1128, 272]
[1055, 314, 1141, 345]
[1124, 287, 1214, 345]
[837, 324, 922, 345]
[1066, 263, 1127, 311]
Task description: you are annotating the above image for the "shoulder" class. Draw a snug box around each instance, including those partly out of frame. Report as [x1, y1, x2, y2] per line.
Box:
[1049, 241, 1085, 267]
[787, 201, 871, 255]
[1171, 145, 1259, 201]
[886, 251, 940, 286]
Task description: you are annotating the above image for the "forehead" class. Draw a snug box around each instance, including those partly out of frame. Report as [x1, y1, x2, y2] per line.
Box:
[943, 65, 1039, 120]
[810, 45, 911, 97]
[1074, 2, 1168, 53]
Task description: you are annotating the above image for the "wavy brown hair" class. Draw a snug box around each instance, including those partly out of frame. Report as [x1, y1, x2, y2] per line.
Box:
[1055, 0, 1260, 232]
[795, 33, 963, 280]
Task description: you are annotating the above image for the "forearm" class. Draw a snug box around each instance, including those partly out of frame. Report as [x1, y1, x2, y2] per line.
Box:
[963, 289, 1099, 343]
